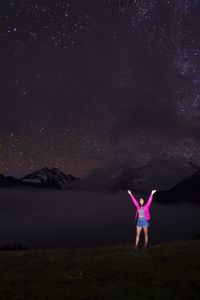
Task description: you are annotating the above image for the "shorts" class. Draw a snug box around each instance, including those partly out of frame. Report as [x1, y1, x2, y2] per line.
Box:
[136, 217, 149, 228]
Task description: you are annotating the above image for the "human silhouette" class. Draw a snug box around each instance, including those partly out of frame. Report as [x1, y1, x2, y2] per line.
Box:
[127, 189, 157, 249]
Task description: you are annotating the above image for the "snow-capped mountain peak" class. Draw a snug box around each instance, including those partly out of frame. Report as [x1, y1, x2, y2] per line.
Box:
[21, 167, 76, 188]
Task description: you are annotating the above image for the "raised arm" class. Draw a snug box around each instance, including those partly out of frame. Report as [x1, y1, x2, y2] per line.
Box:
[146, 189, 156, 207]
[127, 190, 139, 208]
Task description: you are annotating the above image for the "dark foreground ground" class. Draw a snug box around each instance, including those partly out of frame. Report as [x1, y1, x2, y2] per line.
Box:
[0, 240, 199, 300]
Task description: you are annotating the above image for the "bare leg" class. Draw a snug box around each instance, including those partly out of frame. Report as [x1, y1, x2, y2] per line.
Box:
[134, 226, 142, 248]
[143, 227, 149, 247]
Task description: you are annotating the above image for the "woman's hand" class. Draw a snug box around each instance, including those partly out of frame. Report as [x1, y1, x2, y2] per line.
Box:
[127, 190, 132, 195]
[152, 189, 157, 194]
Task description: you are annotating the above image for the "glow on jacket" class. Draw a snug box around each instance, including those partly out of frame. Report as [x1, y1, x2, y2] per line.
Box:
[129, 192, 153, 220]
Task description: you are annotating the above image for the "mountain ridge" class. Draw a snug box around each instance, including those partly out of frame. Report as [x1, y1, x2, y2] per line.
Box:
[0, 160, 200, 204]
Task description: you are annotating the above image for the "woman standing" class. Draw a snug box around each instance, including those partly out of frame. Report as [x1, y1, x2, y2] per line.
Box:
[127, 189, 156, 250]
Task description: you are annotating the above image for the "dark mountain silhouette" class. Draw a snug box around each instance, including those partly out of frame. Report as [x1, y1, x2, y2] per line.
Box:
[0, 167, 105, 191]
[107, 167, 151, 193]
[154, 169, 200, 204]
[0, 167, 77, 190]
[0, 163, 200, 204]
[0, 174, 21, 187]
[107, 158, 199, 192]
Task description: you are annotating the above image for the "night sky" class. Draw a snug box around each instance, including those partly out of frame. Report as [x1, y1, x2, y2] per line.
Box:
[1, 0, 200, 178]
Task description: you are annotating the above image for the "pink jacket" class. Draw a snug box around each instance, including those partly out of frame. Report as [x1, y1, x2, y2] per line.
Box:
[129, 192, 154, 220]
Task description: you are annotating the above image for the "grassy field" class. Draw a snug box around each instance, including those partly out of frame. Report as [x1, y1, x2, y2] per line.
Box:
[0, 240, 199, 300]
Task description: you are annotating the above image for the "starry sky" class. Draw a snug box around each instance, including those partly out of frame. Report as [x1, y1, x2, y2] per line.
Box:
[1, 0, 200, 178]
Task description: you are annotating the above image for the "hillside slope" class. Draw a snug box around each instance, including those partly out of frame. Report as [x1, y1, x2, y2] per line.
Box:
[0, 240, 199, 299]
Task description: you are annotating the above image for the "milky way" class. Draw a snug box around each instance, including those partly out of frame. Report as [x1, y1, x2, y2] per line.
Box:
[0, 0, 200, 177]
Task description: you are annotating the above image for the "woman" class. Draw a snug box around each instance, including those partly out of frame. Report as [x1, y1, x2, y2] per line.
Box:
[127, 189, 156, 250]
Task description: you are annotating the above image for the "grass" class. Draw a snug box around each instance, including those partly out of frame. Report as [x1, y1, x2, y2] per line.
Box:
[0, 240, 199, 299]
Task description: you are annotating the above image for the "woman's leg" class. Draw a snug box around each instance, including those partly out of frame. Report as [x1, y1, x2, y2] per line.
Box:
[135, 226, 142, 248]
[143, 226, 149, 247]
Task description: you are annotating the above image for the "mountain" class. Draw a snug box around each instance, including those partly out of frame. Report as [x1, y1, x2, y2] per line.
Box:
[20, 167, 77, 190]
[106, 158, 200, 193]
[20, 166, 103, 191]
[1, 159, 200, 201]
[107, 168, 151, 193]
[154, 169, 200, 204]
[0, 174, 21, 187]
[0, 167, 108, 192]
